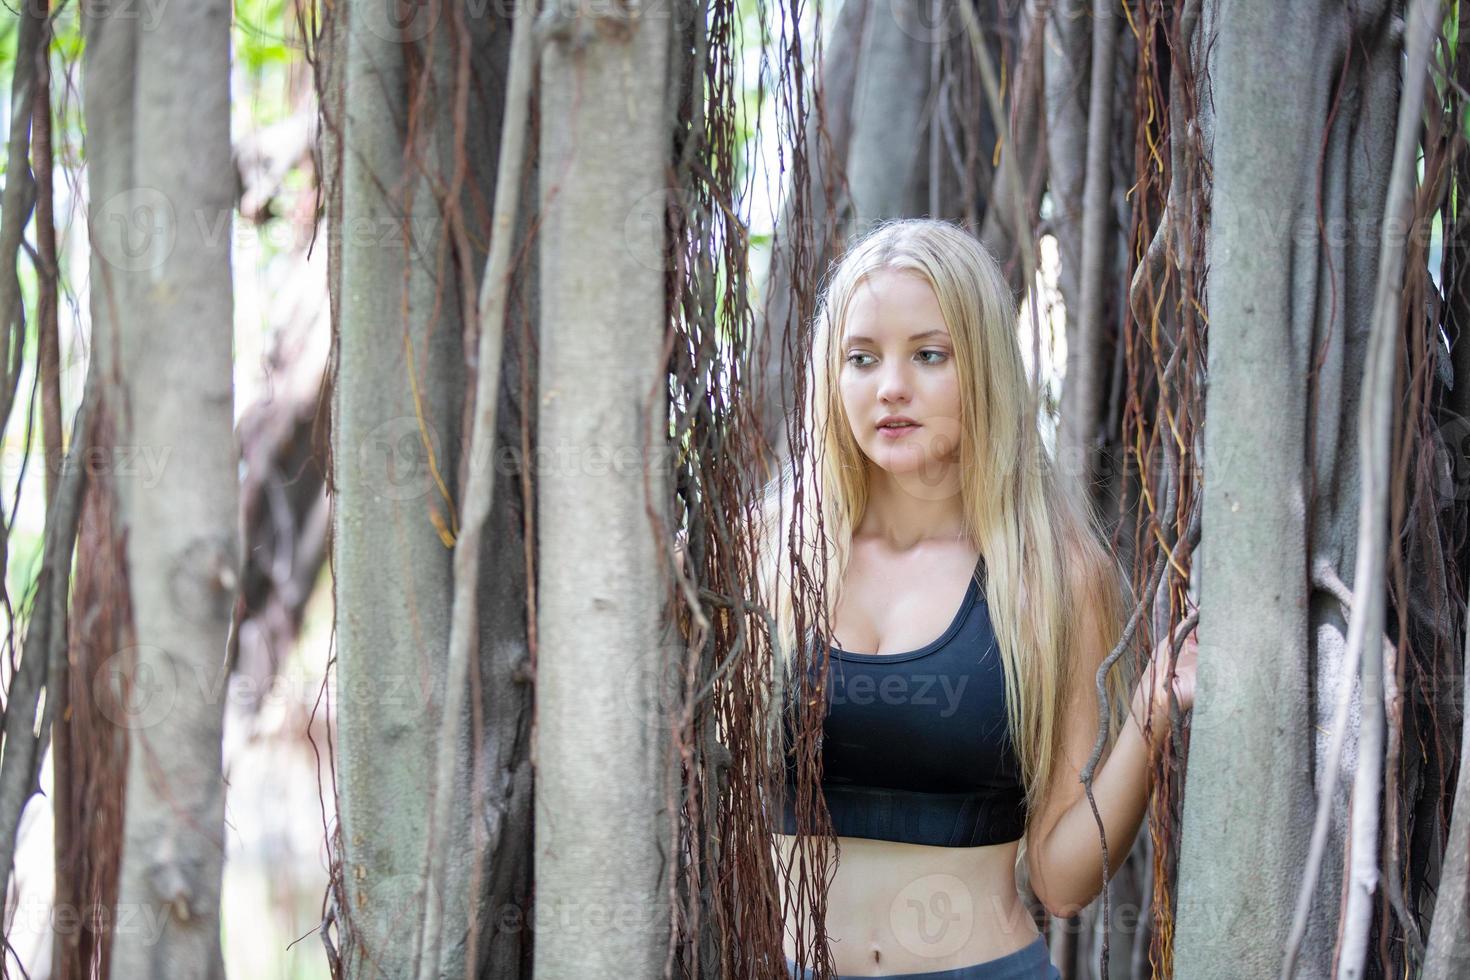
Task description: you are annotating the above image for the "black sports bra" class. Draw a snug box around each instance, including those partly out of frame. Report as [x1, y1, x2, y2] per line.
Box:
[779, 557, 1028, 847]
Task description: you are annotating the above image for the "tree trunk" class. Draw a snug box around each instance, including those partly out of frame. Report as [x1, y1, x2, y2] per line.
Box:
[845, 0, 939, 229]
[533, 0, 675, 973]
[102, 0, 237, 974]
[329, 1, 466, 975]
[322, 0, 536, 972]
[1042, 0, 1089, 373]
[1175, 2, 1398, 976]
[455, 31, 541, 980]
[1425, 585, 1470, 977]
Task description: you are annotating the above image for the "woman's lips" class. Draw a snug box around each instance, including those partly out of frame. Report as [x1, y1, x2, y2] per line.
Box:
[877, 423, 921, 440]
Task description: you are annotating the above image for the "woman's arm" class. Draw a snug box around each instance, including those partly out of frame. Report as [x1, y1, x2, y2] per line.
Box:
[1025, 621, 1198, 918]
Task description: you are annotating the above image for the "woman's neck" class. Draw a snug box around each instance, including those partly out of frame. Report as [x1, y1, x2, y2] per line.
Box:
[853, 499, 968, 553]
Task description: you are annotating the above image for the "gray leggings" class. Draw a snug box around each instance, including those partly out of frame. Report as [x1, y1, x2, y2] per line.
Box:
[785, 935, 1060, 980]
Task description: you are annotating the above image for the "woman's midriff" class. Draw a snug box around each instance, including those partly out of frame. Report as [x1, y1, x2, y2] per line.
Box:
[772, 832, 1041, 976]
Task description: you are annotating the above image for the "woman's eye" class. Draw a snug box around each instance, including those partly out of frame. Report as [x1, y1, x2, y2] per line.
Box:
[846, 350, 946, 367]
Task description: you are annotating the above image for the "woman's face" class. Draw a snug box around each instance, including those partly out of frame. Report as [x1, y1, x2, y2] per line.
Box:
[837, 269, 963, 484]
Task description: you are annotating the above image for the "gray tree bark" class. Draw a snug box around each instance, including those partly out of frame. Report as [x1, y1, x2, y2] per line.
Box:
[1055, 0, 1119, 490]
[329, 1, 502, 976]
[1042, 0, 1089, 377]
[845, 0, 938, 229]
[455, 33, 541, 980]
[532, 0, 676, 974]
[324, 0, 536, 972]
[1425, 585, 1470, 978]
[331, 7, 455, 974]
[95, 0, 237, 974]
[1175, 1, 1398, 977]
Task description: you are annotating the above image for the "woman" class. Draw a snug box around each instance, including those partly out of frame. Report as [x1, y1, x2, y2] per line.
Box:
[751, 218, 1198, 979]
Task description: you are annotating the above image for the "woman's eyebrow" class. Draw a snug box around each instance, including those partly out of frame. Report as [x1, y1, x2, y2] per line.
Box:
[842, 329, 949, 344]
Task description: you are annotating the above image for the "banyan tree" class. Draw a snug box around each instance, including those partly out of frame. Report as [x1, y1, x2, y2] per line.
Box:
[1, 1, 1469, 978]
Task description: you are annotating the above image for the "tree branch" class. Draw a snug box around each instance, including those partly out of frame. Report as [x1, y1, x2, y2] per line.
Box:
[414, 1, 539, 975]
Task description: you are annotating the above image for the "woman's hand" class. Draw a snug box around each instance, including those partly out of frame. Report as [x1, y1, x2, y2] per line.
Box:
[1130, 613, 1199, 747]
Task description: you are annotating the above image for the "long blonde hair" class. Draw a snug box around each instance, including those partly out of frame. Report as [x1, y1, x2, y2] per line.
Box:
[754, 217, 1135, 828]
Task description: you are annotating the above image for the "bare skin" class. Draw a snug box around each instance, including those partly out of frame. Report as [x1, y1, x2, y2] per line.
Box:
[772, 270, 1198, 973]
[774, 271, 1041, 974]
[773, 537, 1045, 975]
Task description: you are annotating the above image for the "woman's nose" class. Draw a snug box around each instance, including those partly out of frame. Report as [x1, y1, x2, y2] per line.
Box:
[875, 365, 912, 402]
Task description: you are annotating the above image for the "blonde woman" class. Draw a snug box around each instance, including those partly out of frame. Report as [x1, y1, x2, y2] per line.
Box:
[756, 218, 1198, 979]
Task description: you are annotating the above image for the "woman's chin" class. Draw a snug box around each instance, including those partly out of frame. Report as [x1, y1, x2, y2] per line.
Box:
[867, 453, 960, 490]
